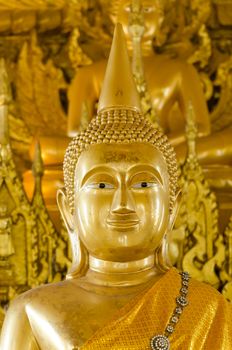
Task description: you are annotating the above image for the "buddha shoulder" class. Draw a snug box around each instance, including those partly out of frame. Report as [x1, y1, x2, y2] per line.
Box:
[4, 280, 91, 320]
[1, 279, 139, 349]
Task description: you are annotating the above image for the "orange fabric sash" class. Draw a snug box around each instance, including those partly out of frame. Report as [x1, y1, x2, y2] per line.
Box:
[81, 268, 232, 350]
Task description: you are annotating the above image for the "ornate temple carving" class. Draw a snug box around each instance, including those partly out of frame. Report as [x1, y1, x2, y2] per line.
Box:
[174, 103, 225, 288]
[0, 59, 39, 307]
[16, 31, 67, 137]
[31, 140, 71, 283]
[221, 215, 232, 302]
[0, 60, 70, 326]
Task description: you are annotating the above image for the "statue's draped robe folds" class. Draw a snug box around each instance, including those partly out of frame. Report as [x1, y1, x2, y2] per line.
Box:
[81, 268, 232, 350]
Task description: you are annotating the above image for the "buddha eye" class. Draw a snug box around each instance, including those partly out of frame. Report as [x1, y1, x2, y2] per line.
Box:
[132, 181, 156, 189]
[86, 182, 114, 189]
[99, 183, 106, 189]
[143, 6, 155, 13]
[98, 183, 114, 189]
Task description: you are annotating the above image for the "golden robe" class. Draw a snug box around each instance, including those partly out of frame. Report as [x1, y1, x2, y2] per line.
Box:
[81, 268, 232, 350]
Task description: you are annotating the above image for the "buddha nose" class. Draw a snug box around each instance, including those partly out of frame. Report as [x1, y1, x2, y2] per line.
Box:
[111, 184, 136, 214]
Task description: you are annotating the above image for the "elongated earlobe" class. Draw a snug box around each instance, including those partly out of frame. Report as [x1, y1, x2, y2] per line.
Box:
[169, 190, 182, 232]
[57, 188, 74, 233]
[57, 188, 89, 279]
[155, 190, 182, 271]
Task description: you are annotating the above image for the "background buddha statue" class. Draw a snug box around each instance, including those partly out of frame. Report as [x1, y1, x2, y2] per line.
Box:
[1, 23, 232, 350]
[68, 0, 211, 146]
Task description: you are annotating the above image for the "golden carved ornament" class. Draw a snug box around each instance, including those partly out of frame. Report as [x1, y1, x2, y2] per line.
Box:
[0, 59, 39, 295]
[0, 0, 83, 34]
[221, 215, 232, 302]
[0, 60, 71, 327]
[187, 23, 213, 100]
[16, 31, 67, 137]
[31, 140, 71, 283]
[188, 24, 212, 69]
[68, 27, 93, 71]
[0, 0, 68, 10]
[174, 102, 225, 289]
[211, 55, 232, 131]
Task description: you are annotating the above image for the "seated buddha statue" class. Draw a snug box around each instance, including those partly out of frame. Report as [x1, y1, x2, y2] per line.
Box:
[68, 0, 232, 168]
[1, 24, 232, 350]
[68, 0, 211, 145]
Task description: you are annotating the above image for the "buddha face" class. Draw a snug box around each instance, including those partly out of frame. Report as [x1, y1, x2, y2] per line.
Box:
[73, 142, 170, 262]
[112, 0, 165, 42]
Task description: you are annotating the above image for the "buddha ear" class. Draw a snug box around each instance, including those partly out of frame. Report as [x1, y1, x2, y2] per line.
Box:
[57, 189, 74, 233]
[168, 189, 182, 232]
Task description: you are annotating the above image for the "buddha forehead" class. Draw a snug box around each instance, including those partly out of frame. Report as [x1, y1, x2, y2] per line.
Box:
[75, 142, 169, 185]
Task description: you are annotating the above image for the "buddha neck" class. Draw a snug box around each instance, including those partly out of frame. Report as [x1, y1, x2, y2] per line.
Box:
[84, 254, 160, 288]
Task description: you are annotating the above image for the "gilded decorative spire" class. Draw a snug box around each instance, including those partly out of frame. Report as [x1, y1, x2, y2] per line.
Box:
[0, 58, 11, 146]
[32, 140, 44, 179]
[186, 101, 198, 161]
[97, 23, 141, 113]
[32, 140, 44, 200]
[174, 100, 223, 287]
[31, 139, 67, 284]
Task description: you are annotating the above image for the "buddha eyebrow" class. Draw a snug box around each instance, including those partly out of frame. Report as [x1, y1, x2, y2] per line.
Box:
[80, 166, 115, 187]
[128, 165, 163, 185]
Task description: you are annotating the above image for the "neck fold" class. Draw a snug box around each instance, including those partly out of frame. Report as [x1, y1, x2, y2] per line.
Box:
[89, 255, 155, 274]
[86, 255, 159, 287]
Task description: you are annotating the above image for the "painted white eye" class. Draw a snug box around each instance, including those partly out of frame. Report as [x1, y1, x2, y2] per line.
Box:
[143, 6, 154, 13]
[87, 183, 114, 189]
[132, 182, 156, 189]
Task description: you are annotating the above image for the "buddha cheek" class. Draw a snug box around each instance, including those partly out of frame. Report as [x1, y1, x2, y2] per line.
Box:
[136, 189, 169, 249]
[75, 191, 113, 250]
[151, 192, 169, 235]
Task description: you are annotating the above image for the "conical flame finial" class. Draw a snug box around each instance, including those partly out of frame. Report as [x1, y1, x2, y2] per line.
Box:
[97, 23, 141, 113]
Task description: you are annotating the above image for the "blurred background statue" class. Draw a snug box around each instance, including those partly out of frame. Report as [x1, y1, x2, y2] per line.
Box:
[68, 0, 211, 144]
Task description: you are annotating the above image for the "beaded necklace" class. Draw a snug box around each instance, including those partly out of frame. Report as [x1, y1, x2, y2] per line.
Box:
[150, 271, 190, 350]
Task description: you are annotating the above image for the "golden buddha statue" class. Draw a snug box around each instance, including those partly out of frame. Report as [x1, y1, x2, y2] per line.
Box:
[1, 24, 232, 350]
